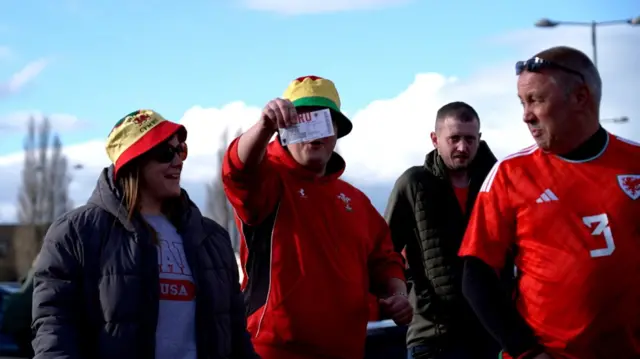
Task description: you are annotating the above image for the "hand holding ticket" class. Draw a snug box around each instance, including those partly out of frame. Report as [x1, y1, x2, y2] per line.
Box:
[279, 109, 335, 146]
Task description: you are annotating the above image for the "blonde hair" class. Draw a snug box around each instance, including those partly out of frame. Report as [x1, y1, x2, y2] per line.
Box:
[119, 165, 141, 222]
[117, 160, 184, 245]
[118, 164, 159, 245]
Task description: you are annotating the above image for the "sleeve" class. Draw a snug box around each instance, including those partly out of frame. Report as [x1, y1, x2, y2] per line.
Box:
[229, 249, 260, 358]
[202, 217, 258, 358]
[221, 136, 283, 226]
[368, 207, 406, 293]
[386, 171, 459, 312]
[462, 257, 542, 358]
[383, 174, 415, 255]
[459, 161, 516, 270]
[31, 217, 82, 359]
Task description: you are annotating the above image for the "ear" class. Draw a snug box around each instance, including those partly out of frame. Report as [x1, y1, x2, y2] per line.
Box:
[478, 132, 482, 140]
[430, 132, 438, 148]
[573, 84, 591, 107]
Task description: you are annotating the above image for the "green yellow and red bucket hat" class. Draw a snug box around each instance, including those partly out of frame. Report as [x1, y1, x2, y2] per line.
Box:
[105, 109, 187, 178]
[282, 75, 353, 138]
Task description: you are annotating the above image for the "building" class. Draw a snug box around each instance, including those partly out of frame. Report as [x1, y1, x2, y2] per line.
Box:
[0, 224, 49, 282]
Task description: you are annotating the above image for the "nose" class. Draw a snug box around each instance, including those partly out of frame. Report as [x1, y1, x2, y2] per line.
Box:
[170, 153, 183, 167]
[455, 140, 470, 154]
[522, 105, 536, 124]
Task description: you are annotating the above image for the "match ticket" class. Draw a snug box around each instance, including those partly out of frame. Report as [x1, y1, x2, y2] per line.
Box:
[279, 108, 335, 146]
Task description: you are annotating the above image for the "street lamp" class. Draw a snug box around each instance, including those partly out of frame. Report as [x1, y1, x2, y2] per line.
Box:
[534, 16, 640, 68]
[601, 116, 630, 124]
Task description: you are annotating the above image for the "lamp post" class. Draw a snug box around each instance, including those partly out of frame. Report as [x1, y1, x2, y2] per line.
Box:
[601, 116, 630, 124]
[534, 16, 640, 68]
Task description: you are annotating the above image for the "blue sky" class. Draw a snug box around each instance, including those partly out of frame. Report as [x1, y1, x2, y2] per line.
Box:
[1, 0, 639, 221]
[0, 0, 638, 156]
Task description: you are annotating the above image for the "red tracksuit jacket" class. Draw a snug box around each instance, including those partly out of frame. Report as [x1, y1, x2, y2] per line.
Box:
[222, 136, 405, 359]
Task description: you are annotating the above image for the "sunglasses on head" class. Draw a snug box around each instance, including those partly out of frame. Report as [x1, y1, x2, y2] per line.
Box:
[148, 142, 188, 163]
[515, 57, 585, 82]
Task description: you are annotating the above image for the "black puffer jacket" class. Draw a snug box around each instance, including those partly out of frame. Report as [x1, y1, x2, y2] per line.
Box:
[31, 166, 259, 359]
[385, 141, 504, 351]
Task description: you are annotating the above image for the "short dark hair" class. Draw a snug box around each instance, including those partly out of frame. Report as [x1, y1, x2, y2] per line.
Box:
[435, 101, 480, 130]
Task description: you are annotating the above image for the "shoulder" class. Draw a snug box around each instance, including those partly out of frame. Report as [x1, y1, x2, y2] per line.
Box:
[390, 166, 438, 202]
[501, 144, 540, 167]
[335, 180, 381, 213]
[182, 195, 231, 244]
[474, 141, 499, 174]
[335, 179, 372, 202]
[386, 166, 430, 198]
[201, 217, 231, 241]
[44, 204, 110, 244]
[200, 217, 238, 267]
[396, 166, 429, 186]
[39, 205, 110, 268]
[65, 204, 112, 228]
[334, 180, 386, 218]
[610, 134, 640, 156]
[481, 144, 539, 193]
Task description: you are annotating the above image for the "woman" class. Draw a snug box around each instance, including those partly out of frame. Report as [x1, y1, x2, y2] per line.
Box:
[31, 110, 258, 359]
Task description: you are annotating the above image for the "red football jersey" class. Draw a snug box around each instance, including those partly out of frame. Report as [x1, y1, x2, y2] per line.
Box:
[459, 133, 640, 359]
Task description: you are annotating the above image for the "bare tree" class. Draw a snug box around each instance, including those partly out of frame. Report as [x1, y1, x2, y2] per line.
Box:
[17, 116, 72, 225]
[205, 128, 243, 252]
[17, 118, 38, 224]
[47, 135, 72, 220]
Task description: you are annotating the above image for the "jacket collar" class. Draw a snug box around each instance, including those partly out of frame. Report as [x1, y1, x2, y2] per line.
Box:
[423, 140, 497, 181]
[88, 166, 207, 246]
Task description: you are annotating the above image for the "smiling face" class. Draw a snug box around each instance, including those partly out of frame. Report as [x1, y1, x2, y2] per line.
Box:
[139, 135, 186, 200]
[287, 109, 338, 175]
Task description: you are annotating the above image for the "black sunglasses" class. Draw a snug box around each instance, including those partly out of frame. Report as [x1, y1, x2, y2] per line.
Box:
[515, 57, 585, 82]
[147, 142, 188, 163]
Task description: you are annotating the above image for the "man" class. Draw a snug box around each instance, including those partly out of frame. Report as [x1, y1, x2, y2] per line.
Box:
[385, 102, 502, 359]
[222, 75, 412, 359]
[460, 46, 640, 359]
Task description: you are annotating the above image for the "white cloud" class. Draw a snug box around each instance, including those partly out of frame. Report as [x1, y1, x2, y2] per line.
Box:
[242, 0, 410, 15]
[0, 26, 638, 222]
[0, 58, 49, 97]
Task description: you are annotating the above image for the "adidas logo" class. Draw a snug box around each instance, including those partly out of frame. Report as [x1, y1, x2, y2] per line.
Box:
[536, 189, 558, 203]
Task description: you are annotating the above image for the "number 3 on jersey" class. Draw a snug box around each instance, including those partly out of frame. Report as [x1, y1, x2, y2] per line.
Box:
[582, 213, 615, 258]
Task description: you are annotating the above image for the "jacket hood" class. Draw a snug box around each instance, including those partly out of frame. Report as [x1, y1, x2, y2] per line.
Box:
[268, 135, 346, 182]
[423, 140, 497, 179]
[87, 165, 204, 233]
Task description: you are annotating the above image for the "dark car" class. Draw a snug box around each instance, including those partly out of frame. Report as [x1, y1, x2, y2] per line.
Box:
[0, 282, 22, 357]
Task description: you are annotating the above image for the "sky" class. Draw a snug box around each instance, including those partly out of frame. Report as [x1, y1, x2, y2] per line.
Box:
[1, 0, 639, 222]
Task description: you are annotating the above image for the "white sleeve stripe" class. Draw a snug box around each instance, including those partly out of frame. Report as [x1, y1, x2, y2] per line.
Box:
[480, 162, 501, 193]
[480, 145, 538, 193]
